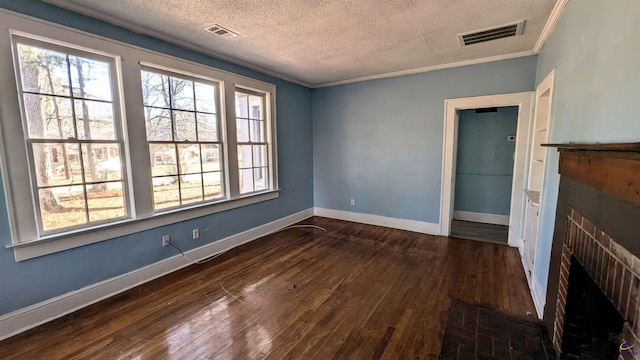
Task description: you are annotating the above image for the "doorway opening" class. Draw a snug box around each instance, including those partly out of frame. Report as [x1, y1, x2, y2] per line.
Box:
[450, 106, 518, 244]
[440, 92, 534, 247]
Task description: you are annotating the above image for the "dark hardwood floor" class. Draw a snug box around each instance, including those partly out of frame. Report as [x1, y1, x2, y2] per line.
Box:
[0, 217, 535, 359]
[451, 219, 509, 244]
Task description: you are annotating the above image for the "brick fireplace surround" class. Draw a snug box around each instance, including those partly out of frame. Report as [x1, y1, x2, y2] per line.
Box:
[543, 143, 640, 358]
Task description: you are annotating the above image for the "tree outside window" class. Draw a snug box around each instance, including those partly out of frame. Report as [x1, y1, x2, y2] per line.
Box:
[15, 40, 126, 233]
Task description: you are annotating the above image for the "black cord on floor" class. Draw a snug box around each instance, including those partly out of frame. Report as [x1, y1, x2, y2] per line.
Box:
[166, 224, 327, 266]
[167, 240, 185, 256]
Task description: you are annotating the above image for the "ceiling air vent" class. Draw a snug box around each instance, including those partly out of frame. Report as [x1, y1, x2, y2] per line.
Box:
[458, 20, 525, 46]
[204, 24, 238, 39]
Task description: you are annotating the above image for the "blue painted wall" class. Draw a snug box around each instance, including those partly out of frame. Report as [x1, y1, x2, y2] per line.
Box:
[533, 0, 640, 295]
[0, 1, 313, 315]
[313, 57, 536, 223]
[9, 0, 636, 320]
[454, 107, 518, 216]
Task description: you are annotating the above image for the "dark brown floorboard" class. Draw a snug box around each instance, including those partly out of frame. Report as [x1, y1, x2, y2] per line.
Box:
[451, 219, 509, 244]
[439, 300, 555, 359]
[0, 217, 536, 359]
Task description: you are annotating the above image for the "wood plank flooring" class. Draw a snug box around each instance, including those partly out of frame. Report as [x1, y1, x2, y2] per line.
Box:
[440, 300, 554, 359]
[0, 217, 536, 359]
[451, 219, 509, 244]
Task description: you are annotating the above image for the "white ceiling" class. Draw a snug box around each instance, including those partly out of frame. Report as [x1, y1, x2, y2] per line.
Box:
[45, 0, 558, 87]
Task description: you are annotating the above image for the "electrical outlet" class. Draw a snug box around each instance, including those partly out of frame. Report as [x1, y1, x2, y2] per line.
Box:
[162, 235, 170, 247]
[350, 198, 355, 206]
[192, 229, 199, 239]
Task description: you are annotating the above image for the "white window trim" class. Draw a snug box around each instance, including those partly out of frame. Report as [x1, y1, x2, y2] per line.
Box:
[12, 34, 132, 236]
[0, 10, 279, 261]
[235, 87, 275, 195]
[140, 64, 227, 210]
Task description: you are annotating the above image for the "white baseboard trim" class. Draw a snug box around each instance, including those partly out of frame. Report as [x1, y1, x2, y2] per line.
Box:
[532, 276, 546, 320]
[0, 208, 314, 342]
[519, 246, 531, 290]
[518, 245, 545, 320]
[314, 207, 440, 235]
[453, 210, 510, 226]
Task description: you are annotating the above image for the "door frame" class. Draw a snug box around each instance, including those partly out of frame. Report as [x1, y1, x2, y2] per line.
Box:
[439, 92, 535, 247]
[525, 70, 556, 318]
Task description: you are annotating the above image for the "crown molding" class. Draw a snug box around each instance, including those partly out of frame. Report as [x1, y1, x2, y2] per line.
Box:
[534, 0, 570, 53]
[314, 50, 536, 88]
[317, 0, 570, 88]
[37, 0, 569, 89]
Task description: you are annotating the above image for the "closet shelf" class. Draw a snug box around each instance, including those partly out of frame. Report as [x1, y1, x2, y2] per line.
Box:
[524, 190, 541, 205]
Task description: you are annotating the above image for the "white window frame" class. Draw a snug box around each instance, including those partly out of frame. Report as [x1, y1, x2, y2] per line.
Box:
[0, 10, 278, 261]
[12, 35, 131, 236]
[140, 65, 227, 211]
[235, 87, 275, 195]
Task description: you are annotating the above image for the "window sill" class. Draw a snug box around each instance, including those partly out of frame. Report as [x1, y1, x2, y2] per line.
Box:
[7, 189, 280, 261]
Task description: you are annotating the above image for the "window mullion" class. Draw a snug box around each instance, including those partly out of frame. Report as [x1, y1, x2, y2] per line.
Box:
[120, 58, 153, 218]
[266, 93, 277, 191]
[225, 82, 240, 198]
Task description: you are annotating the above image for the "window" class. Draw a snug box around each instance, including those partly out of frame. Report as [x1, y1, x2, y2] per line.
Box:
[235, 90, 270, 194]
[141, 68, 224, 211]
[0, 14, 278, 260]
[13, 38, 127, 234]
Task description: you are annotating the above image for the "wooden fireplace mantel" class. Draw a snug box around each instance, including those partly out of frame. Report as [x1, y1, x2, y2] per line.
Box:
[543, 142, 640, 207]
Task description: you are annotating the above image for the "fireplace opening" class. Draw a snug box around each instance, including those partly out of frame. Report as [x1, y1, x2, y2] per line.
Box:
[561, 256, 624, 359]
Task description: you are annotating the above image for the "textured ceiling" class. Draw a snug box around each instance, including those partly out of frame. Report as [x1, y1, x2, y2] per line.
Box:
[45, 0, 558, 87]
